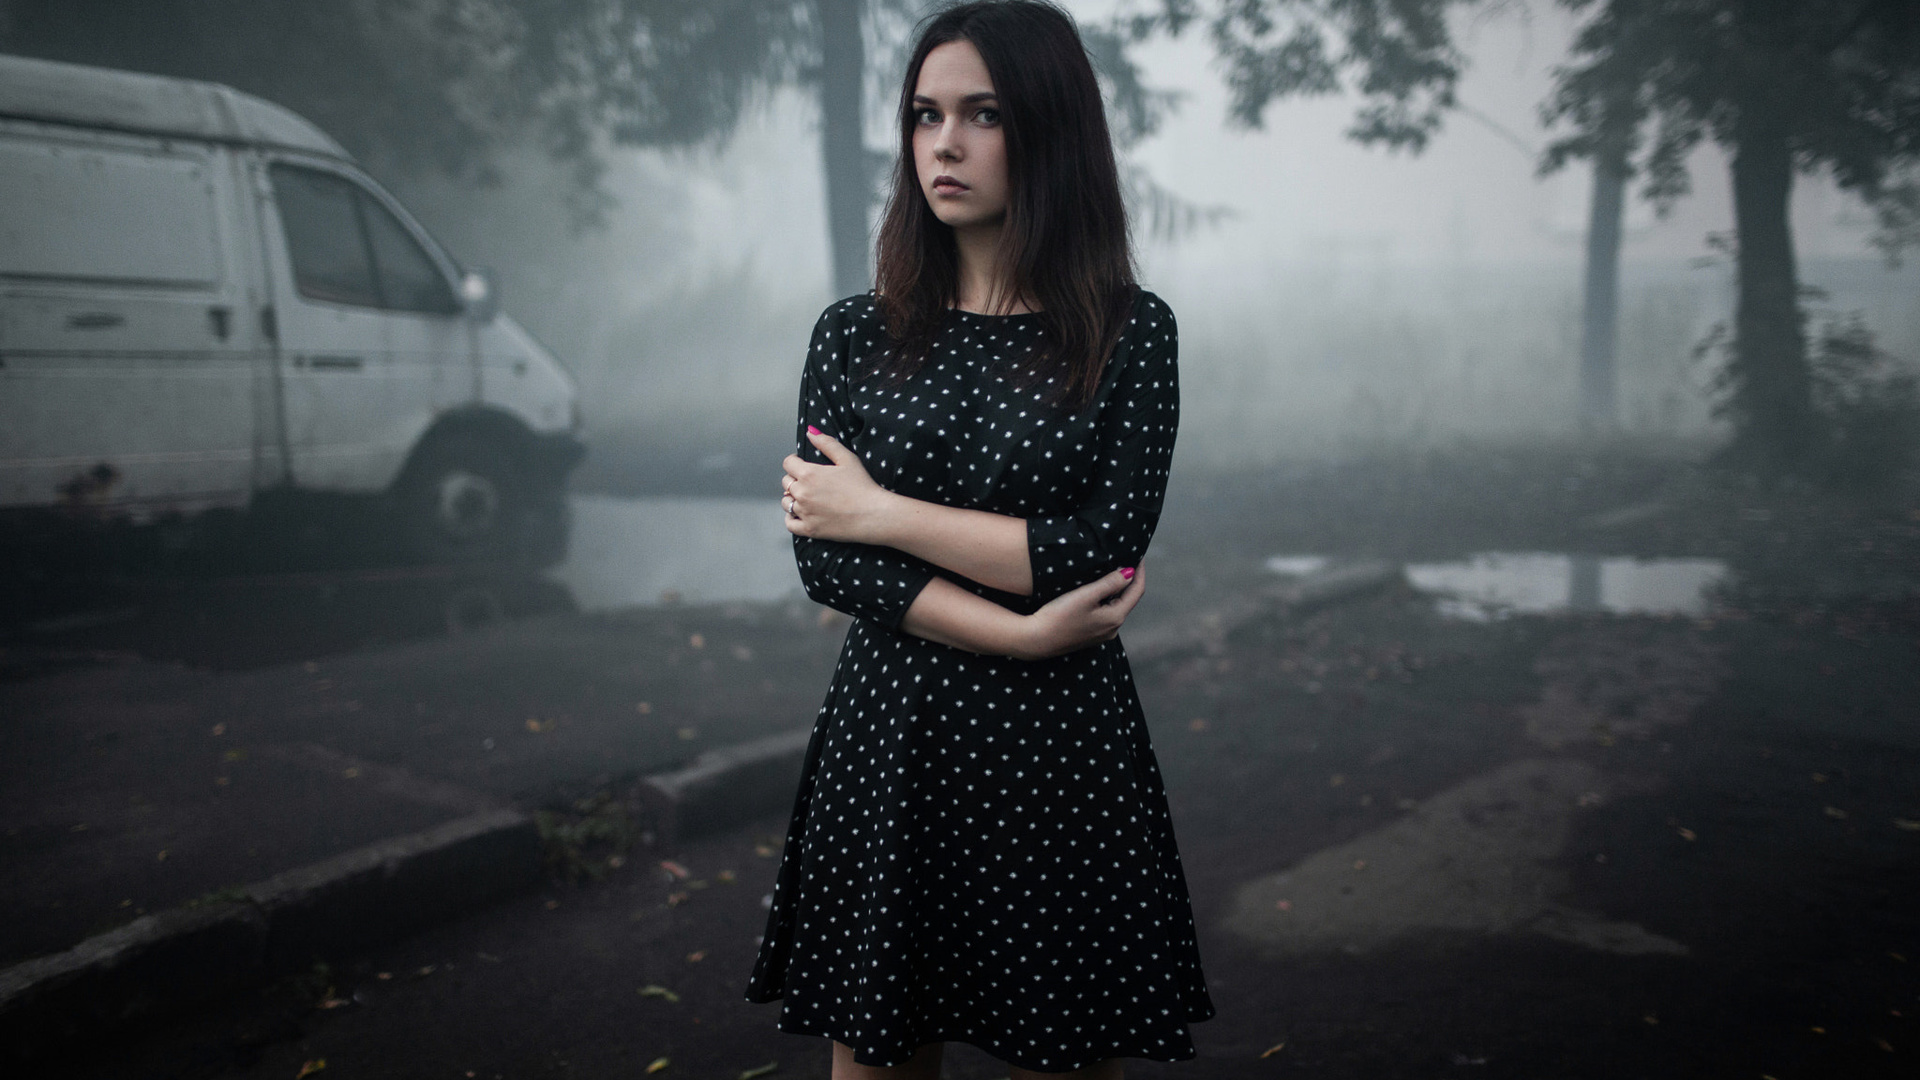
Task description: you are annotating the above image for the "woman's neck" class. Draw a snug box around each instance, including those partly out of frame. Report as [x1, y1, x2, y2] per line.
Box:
[951, 220, 1036, 315]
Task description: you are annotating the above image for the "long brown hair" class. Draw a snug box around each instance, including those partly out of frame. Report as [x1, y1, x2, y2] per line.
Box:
[868, 0, 1137, 412]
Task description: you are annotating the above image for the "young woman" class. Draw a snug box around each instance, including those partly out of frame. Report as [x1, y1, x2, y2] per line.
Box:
[746, 3, 1213, 1076]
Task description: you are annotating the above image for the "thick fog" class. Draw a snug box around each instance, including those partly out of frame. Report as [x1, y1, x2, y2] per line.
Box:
[6, 3, 1920, 1075]
[397, 1, 1919, 477]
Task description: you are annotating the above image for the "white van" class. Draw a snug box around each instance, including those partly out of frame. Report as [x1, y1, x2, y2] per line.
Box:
[0, 53, 582, 565]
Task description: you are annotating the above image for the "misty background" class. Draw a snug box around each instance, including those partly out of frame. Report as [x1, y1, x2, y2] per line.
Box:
[368, 1, 1918, 479]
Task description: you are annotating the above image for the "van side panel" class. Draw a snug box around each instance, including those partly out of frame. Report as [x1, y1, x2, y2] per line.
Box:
[0, 124, 257, 513]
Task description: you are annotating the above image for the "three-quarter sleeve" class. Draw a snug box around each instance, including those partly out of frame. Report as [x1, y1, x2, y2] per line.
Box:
[1025, 296, 1180, 604]
[792, 302, 939, 630]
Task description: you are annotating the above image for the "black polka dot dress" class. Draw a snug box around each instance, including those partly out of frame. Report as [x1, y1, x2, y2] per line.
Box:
[746, 289, 1214, 1071]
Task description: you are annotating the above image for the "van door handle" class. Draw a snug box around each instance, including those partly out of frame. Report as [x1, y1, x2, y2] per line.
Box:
[208, 306, 232, 341]
[304, 355, 365, 371]
[66, 312, 126, 330]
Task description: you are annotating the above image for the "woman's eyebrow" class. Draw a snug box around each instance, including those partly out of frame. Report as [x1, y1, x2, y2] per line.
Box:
[913, 92, 999, 105]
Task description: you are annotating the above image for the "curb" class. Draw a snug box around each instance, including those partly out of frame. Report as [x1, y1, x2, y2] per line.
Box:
[1125, 560, 1404, 663]
[1, 808, 539, 1061]
[638, 729, 813, 847]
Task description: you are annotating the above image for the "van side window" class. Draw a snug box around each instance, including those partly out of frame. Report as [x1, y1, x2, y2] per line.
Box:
[360, 196, 461, 315]
[270, 164, 458, 315]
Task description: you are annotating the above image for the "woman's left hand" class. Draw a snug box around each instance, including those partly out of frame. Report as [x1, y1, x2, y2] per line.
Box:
[782, 428, 895, 543]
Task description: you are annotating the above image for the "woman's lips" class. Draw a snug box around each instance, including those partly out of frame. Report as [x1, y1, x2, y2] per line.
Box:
[933, 175, 969, 195]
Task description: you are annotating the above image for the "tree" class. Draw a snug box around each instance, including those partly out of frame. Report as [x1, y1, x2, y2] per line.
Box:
[1125, 0, 1644, 429]
[1542, 0, 1920, 478]
[0, 0, 1195, 299]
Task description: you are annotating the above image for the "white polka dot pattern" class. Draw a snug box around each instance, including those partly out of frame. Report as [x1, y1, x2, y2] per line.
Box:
[746, 290, 1214, 1071]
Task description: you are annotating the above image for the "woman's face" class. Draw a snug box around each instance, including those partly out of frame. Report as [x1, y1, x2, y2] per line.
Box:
[911, 39, 1009, 234]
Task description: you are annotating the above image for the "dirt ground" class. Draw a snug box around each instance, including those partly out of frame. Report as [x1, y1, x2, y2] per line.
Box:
[19, 438, 1920, 1079]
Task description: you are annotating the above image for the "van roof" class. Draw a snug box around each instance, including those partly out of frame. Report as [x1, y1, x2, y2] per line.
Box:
[0, 52, 350, 160]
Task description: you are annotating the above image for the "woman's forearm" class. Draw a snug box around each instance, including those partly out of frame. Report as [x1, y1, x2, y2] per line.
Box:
[873, 493, 1033, 596]
[897, 575, 1036, 658]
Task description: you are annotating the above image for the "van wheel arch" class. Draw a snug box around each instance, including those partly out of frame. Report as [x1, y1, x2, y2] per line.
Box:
[391, 412, 570, 567]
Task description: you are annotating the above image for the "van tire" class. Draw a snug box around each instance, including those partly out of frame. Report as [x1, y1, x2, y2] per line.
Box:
[395, 434, 550, 567]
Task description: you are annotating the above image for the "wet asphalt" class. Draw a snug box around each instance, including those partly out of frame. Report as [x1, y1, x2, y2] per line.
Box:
[6, 440, 1919, 1079]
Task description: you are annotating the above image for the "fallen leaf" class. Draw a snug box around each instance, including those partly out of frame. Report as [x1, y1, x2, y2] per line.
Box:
[687, 879, 709, 890]
[414, 965, 435, 978]
[1187, 717, 1209, 733]
[1642, 1015, 1658, 1025]
[731, 644, 755, 662]
[1892, 952, 1908, 963]
[647, 1057, 670, 1073]
[738, 1063, 779, 1079]
[210, 723, 226, 736]
[638, 985, 681, 1003]
[667, 891, 689, 907]
[1875, 1038, 1893, 1052]
[545, 899, 560, 910]
[686, 950, 707, 963]
[1812, 772, 1828, 783]
[677, 727, 699, 741]
[295, 1061, 326, 1079]
[1275, 899, 1292, 912]
[754, 844, 776, 858]
[317, 998, 351, 1010]
[1576, 792, 1603, 807]
[689, 633, 706, 649]
[476, 952, 501, 963]
[636, 702, 653, 714]
[1351, 859, 1367, 871]
[1810, 1026, 1827, 1035]
[1328, 774, 1346, 787]
[660, 860, 691, 880]
[718, 870, 736, 884]
[1892, 819, 1919, 831]
[342, 767, 359, 779]
[375, 971, 392, 981]
[1677, 827, 1697, 841]
[1259, 1043, 1286, 1059]
[156, 849, 169, 861]
[1824, 806, 1848, 820]
[224, 749, 246, 763]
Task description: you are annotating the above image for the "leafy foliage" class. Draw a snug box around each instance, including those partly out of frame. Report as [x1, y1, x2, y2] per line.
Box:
[1125, 0, 1484, 152]
[1541, 0, 1920, 210]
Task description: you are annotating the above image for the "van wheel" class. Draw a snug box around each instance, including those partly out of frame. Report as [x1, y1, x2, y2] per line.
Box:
[397, 435, 530, 566]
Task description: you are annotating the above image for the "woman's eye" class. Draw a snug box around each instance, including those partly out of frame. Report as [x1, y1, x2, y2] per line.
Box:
[916, 107, 940, 124]
[975, 108, 1000, 125]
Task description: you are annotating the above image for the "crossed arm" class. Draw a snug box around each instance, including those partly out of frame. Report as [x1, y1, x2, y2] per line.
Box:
[782, 427, 1141, 660]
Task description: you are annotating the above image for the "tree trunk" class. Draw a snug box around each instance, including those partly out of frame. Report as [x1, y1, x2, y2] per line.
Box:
[1579, 146, 1626, 432]
[1727, 105, 1812, 475]
[817, 0, 869, 299]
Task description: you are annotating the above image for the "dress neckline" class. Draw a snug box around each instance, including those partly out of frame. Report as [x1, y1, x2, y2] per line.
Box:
[948, 306, 1041, 320]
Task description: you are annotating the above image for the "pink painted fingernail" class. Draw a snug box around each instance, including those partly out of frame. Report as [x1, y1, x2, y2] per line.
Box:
[1120, 567, 1135, 579]
[807, 425, 822, 435]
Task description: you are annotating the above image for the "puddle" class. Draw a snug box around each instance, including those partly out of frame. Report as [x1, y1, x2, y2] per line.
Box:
[1264, 554, 1331, 577]
[1404, 552, 1728, 620]
[547, 495, 800, 612]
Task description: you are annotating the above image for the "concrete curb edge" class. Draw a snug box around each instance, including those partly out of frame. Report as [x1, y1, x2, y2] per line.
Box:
[0, 808, 540, 1060]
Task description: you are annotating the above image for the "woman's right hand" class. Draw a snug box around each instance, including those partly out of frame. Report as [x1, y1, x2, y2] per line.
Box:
[1016, 564, 1146, 660]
